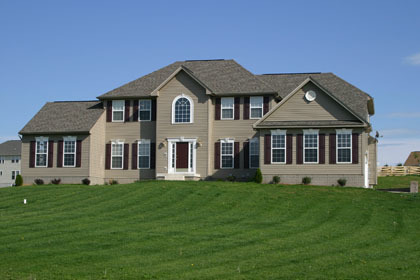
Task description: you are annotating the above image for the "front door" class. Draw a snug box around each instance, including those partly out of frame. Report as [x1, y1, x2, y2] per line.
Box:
[176, 142, 189, 169]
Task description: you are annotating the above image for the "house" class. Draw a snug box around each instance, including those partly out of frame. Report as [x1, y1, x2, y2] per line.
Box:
[19, 59, 377, 187]
[0, 140, 21, 187]
[404, 151, 420, 166]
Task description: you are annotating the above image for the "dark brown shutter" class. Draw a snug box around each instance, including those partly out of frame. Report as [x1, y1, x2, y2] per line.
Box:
[105, 144, 111, 170]
[215, 98, 221, 120]
[132, 143, 138, 169]
[234, 97, 240, 120]
[124, 100, 130, 122]
[76, 140, 82, 167]
[264, 134, 271, 164]
[297, 134, 303, 164]
[150, 142, 156, 169]
[133, 100, 139, 122]
[263, 96, 269, 115]
[319, 134, 325, 164]
[243, 141, 249, 169]
[29, 141, 35, 168]
[329, 134, 336, 164]
[286, 134, 293, 164]
[234, 142, 240, 168]
[352, 133, 359, 164]
[106, 101, 112, 122]
[152, 100, 157, 121]
[214, 142, 220, 169]
[48, 141, 54, 168]
[123, 144, 129, 170]
[243, 97, 250, 120]
[57, 140, 63, 168]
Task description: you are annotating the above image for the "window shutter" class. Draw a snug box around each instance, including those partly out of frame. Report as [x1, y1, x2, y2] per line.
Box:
[124, 100, 130, 122]
[234, 141, 240, 168]
[133, 100, 139, 122]
[123, 144, 129, 170]
[243, 97, 250, 120]
[57, 140, 63, 168]
[132, 143, 137, 169]
[105, 144, 111, 170]
[264, 134, 271, 164]
[234, 97, 240, 120]
[297, 134, 303, 164]
[214, 142, 220, 169]
[286, 134, 293, 164]
[243, 141, 249, 169]
[48, 141, 54, 168]
[106, 101, 112, 122]
[29, 141, 35, 168]
[76, 140, 82, 167]
[329, 134, 336, 164]
[150, 142, 156, 169]
[352, 133, 359, 164]
[152, 100, 157, 121]
[263, 96, 269, 115]
[215, 98, 221, 120]
[319, 134, 325, 164]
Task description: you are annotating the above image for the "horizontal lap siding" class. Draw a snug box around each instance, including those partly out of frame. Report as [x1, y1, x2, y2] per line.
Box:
[89, 112, 106, 184]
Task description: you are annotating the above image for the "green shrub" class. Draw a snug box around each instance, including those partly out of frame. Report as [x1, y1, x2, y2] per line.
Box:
[226, 175, 236, 182]
[273, 176, 280, 184]
[34, 179, 44, 185]
[109, 179, 118, 185]
[82, 178, 90, 185]
[302, 177, 311, 185]
[51, 178, 61, 185]
[254, 168, 263, 183]
[15, 174, 23, 186]
[397, 163, 403, 166]
[337, 178, 347, 187]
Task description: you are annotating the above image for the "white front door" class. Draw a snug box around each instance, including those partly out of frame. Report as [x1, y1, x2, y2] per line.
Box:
[167, 138, 196, 174]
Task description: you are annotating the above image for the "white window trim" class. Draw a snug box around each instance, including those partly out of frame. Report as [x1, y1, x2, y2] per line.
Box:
[271, 130, 287, 164]
[303, 129, 319, 164]
[172, 94, 194, 124]
[220, 139, 235, 169]
[63, 136, 77, 168]
[138, 139, 151, 169]
[336, 129, 352, 164]
[111, 140, 124, 170]
[35, 136, 48, 168]
[12, 170, 20, 180]
[138, 99, 151, 122]
[112, 100, 125, 122]
[249, 137, 260, 169]
[221, 97, 235, 120]
[250, 96, 263, 119]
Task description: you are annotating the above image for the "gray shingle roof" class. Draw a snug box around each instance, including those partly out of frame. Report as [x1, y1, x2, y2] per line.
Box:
[98, 59, 276, 98]
[0, 140, 21, 156]
[20, 101, 104, 135]
[255, 120, 365, 128]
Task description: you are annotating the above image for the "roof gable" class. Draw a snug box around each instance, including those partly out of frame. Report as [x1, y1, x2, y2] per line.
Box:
[404, 152, 420, 166]
[0, 140, 21, 156]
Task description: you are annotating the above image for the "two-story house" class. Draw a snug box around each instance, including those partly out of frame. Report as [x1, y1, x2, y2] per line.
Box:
[19, 59, 377, 187]
[0, 140, 21, 187]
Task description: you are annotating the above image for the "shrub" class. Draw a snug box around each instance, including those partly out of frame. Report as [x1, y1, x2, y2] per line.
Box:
[302, 176, 311, 185]
[337, 178, 347, 187]
[226, 175, 236, 182]
[397, 163, 403, 166]
[109, 179, 118, 185]
[254, 168, 263, 184]
[51, 178, 61, 185]
[272, 176, 280, 184]
[34, 179, 44, 185]
[82, 178, 90, 185]
[15, 174, 23, 186]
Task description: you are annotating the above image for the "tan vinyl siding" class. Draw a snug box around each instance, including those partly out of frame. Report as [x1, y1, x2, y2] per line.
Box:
[368, 137, 378, 185]
[89, 112, 106, 184]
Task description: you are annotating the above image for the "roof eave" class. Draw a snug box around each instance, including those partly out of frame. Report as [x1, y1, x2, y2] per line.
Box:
[254, 123, 368, 129]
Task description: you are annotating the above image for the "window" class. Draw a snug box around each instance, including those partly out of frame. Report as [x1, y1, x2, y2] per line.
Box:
[0, 157, 3, 164]
[337, 130, 352, 163]
[138, 140, 150, 169]
[221, 140, 234, 168]
[139, 100, 151, 121]
[304, 130, 319, 163]
[221, 97, 234, 120]
[112, 100, 125, 122]
[249, 138, 259, 168]
[12, 170, 19, 180]
[250, 96, 263, 119]
[172, 95, 193, 123]
[0, 171, 2, 176]
[36, 137, 48, 167]
[111, 142, 124, 169]
[272, 131, 286, 163]
[63, 137, 76, 167]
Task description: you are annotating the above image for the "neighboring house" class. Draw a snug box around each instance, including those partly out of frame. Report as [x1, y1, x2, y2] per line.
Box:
[19, 59, 377, 187]
[404, 151, 420, 166]
[0, 140, 21, 187]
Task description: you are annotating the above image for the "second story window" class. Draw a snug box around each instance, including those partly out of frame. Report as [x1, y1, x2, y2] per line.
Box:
[304, 130, 319, 163]
[172, 95, 193, 124]
[36, 137, 48, 167]
[221, 97, 234, 120]
[139, 100, 151, 121]
[111, 142, 124, 169]
[63, 137, 76, 167]
[112, 100, 124, 122]
[250, 96, 263, 119]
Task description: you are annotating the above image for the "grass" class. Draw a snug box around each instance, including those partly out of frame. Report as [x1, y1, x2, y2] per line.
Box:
[376, 175, 420, 189]
[0, 181, 420, 279]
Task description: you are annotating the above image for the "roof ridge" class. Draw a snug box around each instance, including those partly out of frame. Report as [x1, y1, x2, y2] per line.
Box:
[53, 100, 100, 103]
[184, 59, 226, 62]
[260, 72, 322, 75]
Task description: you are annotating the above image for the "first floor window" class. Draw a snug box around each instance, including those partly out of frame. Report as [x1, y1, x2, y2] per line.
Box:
[221, 140, 234, 168]
[36, 137, 48, 167]
[111, 142, 124, 169]
[250, 96, 263, 119]
[112, 100, 124, 122]
[249, 138, 259, 168]
[337, 130, 352, 163]
[63, 137, 76, 167]
[139, 99, 151, 121]
[138, 140, 150, 169]
[304, 130, 318, 163]
[272, 132, 286, 163]
[12, 170, 19, 180]
[221, 97, 234, 119]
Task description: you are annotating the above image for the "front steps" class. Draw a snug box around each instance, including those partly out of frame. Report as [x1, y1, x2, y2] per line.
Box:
[156, 173, 201, 181]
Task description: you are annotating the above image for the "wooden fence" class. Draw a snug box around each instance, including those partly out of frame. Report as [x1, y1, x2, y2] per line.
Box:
[378, 166, 420, 176]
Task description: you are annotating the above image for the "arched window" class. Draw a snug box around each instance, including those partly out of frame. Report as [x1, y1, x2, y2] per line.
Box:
[172, 95, 193, 123]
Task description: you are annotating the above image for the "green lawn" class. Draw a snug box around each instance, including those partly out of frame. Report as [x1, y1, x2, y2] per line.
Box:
[0, 181, 419, 279]
[376, 175, 420, 189]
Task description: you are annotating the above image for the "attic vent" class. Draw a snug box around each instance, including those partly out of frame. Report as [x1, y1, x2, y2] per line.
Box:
[305, 90, 317, 102]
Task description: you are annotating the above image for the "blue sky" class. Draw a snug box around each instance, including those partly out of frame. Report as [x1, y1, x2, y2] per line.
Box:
[0, 0, 419, 165]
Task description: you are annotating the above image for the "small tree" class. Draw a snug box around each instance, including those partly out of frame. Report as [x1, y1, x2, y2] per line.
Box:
[254, 168, 263, 183]
[15, 174, 23, 186]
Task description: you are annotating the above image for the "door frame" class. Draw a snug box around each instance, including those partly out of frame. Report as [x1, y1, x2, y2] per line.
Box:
[167, 137, 197, 174]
